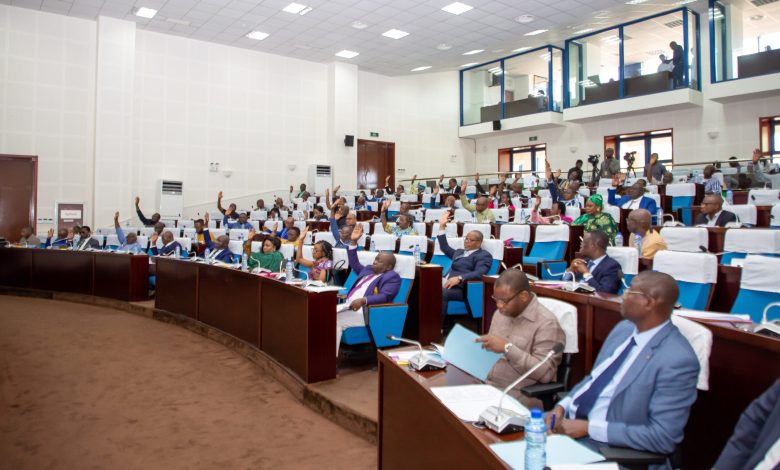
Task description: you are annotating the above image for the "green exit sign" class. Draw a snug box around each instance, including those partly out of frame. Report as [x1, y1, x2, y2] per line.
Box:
[529, 136, 538, 142]
[370, 132, 379, 138]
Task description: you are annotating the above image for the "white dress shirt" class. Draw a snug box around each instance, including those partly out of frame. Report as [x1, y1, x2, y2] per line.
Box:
[621, 197, 642, 210]
[558, 320, 671, 443]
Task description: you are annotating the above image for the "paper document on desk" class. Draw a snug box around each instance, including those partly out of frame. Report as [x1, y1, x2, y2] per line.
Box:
[442, 324, 501, 381]
[336, 303, 353, 313]
[490, 435, 605, 468]
[674, 310, 752, 324]
[305, 285, 343, 293]
[430, 384, 528, 422]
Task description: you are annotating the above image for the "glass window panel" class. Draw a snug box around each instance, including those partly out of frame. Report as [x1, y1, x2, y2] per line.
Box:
[713, 0, 780, 81]
[622, 11, 684, 97]
[618, 140, 646, 172]
[462, 61, 503, 126]
[551, 49, 563, 112]
[512, 151, 533, 173]
[650, 136, 673, 164]
[688, 10, 698, 89]
[567, 28, 621, 107]
[503, 51, 550, 118]
[499, 151, 511, 172]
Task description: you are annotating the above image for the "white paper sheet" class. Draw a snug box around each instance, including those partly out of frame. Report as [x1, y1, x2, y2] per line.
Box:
[430, 384, 529, 422]
[490, 435, 605, 468]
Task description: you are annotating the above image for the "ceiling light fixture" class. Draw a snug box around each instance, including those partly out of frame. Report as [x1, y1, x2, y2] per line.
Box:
[134, 7, 157, 19]
[351, 21, 369, 29]
[463, 49, 484, 55]
[625, 0, 648, 4]
[283, 3, 312, 15]
[335, 50, 359, 59]
[574, 28, 594, 34]
[749, 13, 764, 21]
[246, 31, 270, 40]
[436, 43, 452, 50]
[460, 62, 478, 67]
[382, 29, 409, 39]
[515, 15, 534, 23]
[513, 46, 532, 52]
[441, 2, 473, 15]
[524, 29, 548, 36]
[411, 66, 431, 72]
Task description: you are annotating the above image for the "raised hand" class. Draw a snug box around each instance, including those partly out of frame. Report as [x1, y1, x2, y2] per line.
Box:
[439, 174, 444, 182]
[204, 212, 210, 223]
[460, 179, 468, 194]
[150, 232, 159, 243]
[248, 228, 256, 239]
[114, 211, 120, 221]
[334, 185, 341, 194]
[218, 191, 223, 199]
[381, 199, 392, 212]
[225, 207, 234, 215]
[611, 174, 620, 187]
[489, 186, 497, 197]
[555, 169, 562, 179]
[438, 212, 451, 229]
[47, 228, 54, 238]
[618, 172, 627, 183]
[325, 188, 330, 197]
[351, 223, 364, 242]
[299, 227, 309, 244]
[533, 195, 542, 210]
[499, 173, 507, 183]
[289, 185, 294, 193]
[433, 185, 440, 195]
[412, 174, 417, 181]
[474, 172, 480, 182]
[134, 196, 140, 206]
[273, 222, 279, 232]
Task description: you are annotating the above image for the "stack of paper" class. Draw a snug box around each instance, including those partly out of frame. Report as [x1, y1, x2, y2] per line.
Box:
[430, 384, 529, 422]
[490, 435, 605, 468]
[674, 310, 752, 324]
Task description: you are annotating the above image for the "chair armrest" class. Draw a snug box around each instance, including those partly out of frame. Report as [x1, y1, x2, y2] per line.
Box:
[366, 302, 406, 309]
[520, 382, 565, 398]
[598, 446, 668, 465]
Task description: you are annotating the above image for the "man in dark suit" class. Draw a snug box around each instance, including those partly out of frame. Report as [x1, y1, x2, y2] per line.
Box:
[607, 180, 658, 215]
[436, 212, 493, 330]
[562, 231, 622, 294]
[336, 224, 401, 352]
[715, 378, 780, 469]
[546, 271, 699, 456]
[695, 194, 737, 227]
[149, 230, 182, 257]
[204, 235, 234, 264]
[670, 41, 684, 87]
[73, 226, 101, 251]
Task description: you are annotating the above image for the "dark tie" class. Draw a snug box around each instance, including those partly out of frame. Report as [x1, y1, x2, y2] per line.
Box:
[573, 337, 636, 420]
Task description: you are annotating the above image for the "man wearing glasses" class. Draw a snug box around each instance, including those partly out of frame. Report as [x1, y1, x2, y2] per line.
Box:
[476, 269, 565, 409]
[545, 271, 699, 456]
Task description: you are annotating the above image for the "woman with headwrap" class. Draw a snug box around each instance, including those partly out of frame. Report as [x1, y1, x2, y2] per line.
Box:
[572, 194, 619, 245]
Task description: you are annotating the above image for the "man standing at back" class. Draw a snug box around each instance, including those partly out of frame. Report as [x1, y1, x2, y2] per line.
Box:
[670, 41, 684, 87]
[436, 213, 493, 333]
[546, 271, 699, 456]
[599, 148, 620, 180]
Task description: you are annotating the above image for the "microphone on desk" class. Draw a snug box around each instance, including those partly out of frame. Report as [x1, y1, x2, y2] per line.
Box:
[754, 302, 780, 338]
[479, 343, 564, 434]
[386, 335, 446, 371]
[699, 245, 726, 256]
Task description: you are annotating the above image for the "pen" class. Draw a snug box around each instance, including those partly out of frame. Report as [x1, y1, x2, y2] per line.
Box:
[550, 415, 556, 432]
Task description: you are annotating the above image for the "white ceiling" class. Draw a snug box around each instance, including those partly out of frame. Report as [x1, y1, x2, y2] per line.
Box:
[5, 0, 713, 76]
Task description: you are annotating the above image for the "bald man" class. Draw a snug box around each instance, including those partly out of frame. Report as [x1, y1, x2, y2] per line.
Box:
[547, 271, 699, 456]
[459, 180, 496, 223]
[626, 209, 667, 259]
[477, 269, 565, 409]
[695, 194, 737, 227]
[205, 235, 234, 264]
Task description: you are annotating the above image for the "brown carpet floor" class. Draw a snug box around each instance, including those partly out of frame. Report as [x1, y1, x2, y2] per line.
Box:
[0, 296, 375, 469]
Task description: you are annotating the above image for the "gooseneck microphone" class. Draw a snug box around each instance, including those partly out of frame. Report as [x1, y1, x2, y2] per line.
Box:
[387, 335, 446, 371]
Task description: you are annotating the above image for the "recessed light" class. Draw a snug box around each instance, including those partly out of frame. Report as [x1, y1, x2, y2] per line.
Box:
[625, 0, 648, 4]
[382, 29, 409, 39]
[674, 0, 696, 4]
[463, 49, 484, 55]
[134, 7, 157, 19]
[574, 28, 594, 34]
[335, 50, 359, 59]
[411, 66, 431, 72]
[246, 31, 270, 41]
[524, 29, 548, 36]
[749, 14, 764, 21]
[351, 21, 369, 29]
[436, 43, 452, 50]
[513, 47, 531, 53]
[441, 2, 473, 15]
[515, 15, 534, 23]
[461, 62, 478, 67]
[283, 3, 312, 15]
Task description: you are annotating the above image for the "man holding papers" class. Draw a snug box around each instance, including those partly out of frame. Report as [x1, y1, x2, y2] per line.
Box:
[546, 271, 699, 456]
[476, 270, 565, 409]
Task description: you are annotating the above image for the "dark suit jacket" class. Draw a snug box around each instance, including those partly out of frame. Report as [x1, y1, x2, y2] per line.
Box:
[672, 44, 683, 66]
[607, 189, 658, 214]
[565, 255, 622, 294]
[437, 234, 493, 281]
[75, 237, 101, 250]
[694, 210, 737, 227]
[347, 247, 401, 305]
[151, 241, 182, 257]
[206, 247, 234, 263]
[715, 378, 780, 469]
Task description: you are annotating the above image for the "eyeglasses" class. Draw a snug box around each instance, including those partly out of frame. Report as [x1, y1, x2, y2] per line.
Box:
[622, 289, 650, 299]
[491, 291, 521, 306]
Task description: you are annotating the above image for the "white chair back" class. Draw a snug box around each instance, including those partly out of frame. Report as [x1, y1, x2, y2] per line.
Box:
[424, 208, 445, 222]
[179, 220, 194, 228]
[727, 204, 758, 225]
[772, 203, 780, 228]
[480, 239, 504, 261]
[388, 201, 401, 212]
[453, 208, 473, 222]
[432, 223, 459, 238]
[227, 240, 243, 256]
[659, 227, 708, 253]
[534, 224, 570, 242]
[499, 224, 531, 244]
[279, 243, 295, 260]
[251, 241, 263, 253]
[106, 234, 120, 247]
[433, 237, 464, 255]
[137, 235, 149, 248]
[537, 297, 578, 353]
[666, 183, 696, 197]
[139, 227, 155, 237]
[314, 231, 337, 245]
[646, 185, 659, 194]
[400, 235, 429, 253]
[462, 223, 492, 240]
[670, 314, 712, 391]
[603, 205, 621, 222]
[182, 228, 197, 239]
[413, 222, 427, 236]
[370, 233, 397, 251]
[606, 246, 639, 275]
[210, 228, 227, 239]
[740, 254, 780, 294]
[229, 229, 249, 241]
[250, 210, 267, 221]
[653, 251, 717, 283]
[493, 208, 510, 223]
[175, 237, 192, 251]
[400, 194, 417, 202]
[565, 206, 581, 219]
[393, 254, 417, 280]
[724, 229, 780, 255]
[748, 189, 780, 205]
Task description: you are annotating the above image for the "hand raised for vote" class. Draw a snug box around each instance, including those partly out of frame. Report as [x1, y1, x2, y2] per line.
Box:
[474, 172, 480, 182]
[334, 185, 341, 194]
[385, 175, 391, 184]
[218, 191, 223, 199]
[350, 224, 363, 242]
[489, 186, 497, 197]
[474, 334, 507, 353]
[225, 207, 234, 215]
[438, 174, 444, 182]
[289, 185, 294, 193]
[298, 227, 309, 245]
[438, 211, 451, 230]
[349, 297, 367, 311]
[554, 169, 562, 179]
[460, 180, 468, 194]
[204, 212, 210, 223]
[48, 228, 54, 238]
[114, 211, 120, 221]
[248, 228, 256, 239]
[273, 222, 279, 232]
[150, 232, 159, 243]
[533, 195, 542, 211]
[381, 199, 392, 212]
[433, 185, 440, 195]
[134, 196, 140, 206]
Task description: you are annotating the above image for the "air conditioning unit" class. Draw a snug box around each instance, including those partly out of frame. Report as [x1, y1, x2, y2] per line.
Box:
[156, 180, 183, 218]
[308, 165, 332, 195]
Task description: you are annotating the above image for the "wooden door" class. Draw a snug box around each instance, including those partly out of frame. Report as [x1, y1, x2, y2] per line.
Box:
[0, 155, 37, 241]
[357, 139, 395, 190]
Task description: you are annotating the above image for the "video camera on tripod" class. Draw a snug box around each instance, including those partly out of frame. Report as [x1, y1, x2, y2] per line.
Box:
[624, 151, 637, 176]
[587, 154, 600, 185]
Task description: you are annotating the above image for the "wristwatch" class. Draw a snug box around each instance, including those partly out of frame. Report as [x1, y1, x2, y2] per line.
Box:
[504, 342, 513, 354]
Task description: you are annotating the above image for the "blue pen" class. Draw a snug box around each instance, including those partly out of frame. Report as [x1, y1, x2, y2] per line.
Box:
[550, 414, 556, 432]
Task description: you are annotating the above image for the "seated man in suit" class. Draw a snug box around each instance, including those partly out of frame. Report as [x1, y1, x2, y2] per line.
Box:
[562, 231, 622, 294]
[695, 193, 737, 227]
[113, 212, 146, 254]
[44, 228, 71, 248]
[204, 235, 235, 263]
[73, 226, 101, 251]
[608, 177, 658, 214]
[715, 378, 780, 469]
[18, 226, 41, 247]
[149, 231, 181, 257]
[431, 186, 458, 210]
[459, 180, 496, 223]
[477, 269, 565, 409]
[626, 209, 667, 260]
[222, 209, 253, 230]
[546, 271, 699, 455]
[134, 196, 161, 227]
[438, 174, 461, 194]
[437, 213, 493, 331]
[389, 202, 417, 223]
[336, 224, 401, 354]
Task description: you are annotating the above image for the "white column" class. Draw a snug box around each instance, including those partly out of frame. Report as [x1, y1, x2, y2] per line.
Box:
[326, 62, 358, 189]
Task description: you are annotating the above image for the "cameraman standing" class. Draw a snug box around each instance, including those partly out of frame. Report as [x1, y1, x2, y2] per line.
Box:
[599, 148, 620, 180]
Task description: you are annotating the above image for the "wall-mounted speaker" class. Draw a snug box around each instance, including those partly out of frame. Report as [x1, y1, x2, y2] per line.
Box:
[344, 135, 354, 147]
[492, 120, 501, 131]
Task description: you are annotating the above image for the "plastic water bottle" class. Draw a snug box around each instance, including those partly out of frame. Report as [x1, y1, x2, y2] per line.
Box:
[635, 233, 643, 255]
[204, 247, 211, 261]
[370, 239, 377, 252]
[175, 246, 181, 258]
[726, 189, 733, 205]
[615, 232, 624, 247]
[285, 258, 294, 283]
[657, 207, 663, 226]
[241, 252, 248, 271]
[413, 244, 421, 265]
[72, 234, 80, 250]
[524, 408, 546, 470]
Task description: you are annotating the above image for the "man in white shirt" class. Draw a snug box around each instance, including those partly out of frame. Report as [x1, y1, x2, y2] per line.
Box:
[694, 194, 737, 227]
[546, 271, 699, 455]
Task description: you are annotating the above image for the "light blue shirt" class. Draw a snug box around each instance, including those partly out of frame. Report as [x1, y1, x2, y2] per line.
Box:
[558, 319, 671, 443]
[222, 216, 253, 230]
[115, 226, 146, 255]
[703, 177, 722, 194]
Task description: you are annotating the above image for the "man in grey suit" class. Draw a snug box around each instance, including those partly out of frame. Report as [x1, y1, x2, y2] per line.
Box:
[546, 271, 699, 456]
